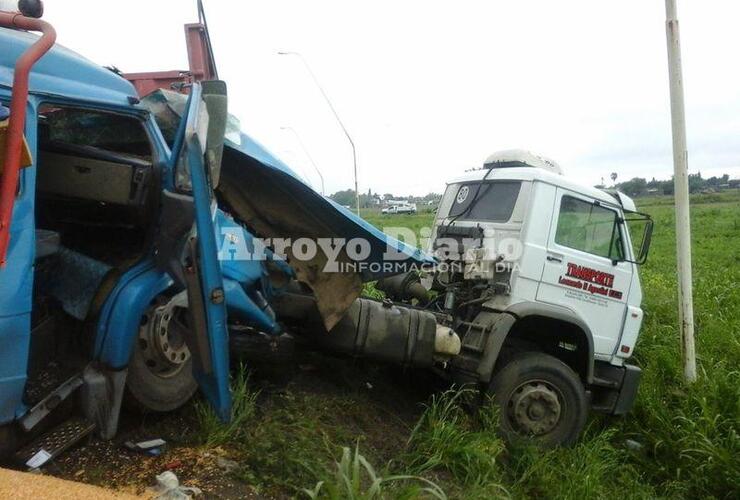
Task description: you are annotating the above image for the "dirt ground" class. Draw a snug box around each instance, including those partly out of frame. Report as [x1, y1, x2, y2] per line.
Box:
[7, 353, 440, 499]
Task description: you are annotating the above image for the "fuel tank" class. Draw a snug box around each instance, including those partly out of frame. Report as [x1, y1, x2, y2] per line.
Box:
[302, 297, 460, 367]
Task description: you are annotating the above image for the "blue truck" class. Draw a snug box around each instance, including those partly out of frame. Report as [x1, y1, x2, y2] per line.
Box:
[0, 7, 435, 465]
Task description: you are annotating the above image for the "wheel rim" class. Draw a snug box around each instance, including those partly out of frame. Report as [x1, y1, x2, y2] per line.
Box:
[138, 296, 191, 379]
[506, 379, 563, 436]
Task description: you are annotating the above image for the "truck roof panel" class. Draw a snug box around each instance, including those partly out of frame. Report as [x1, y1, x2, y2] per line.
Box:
[447, 166, 626, 208]
[0, 27, 137, 107]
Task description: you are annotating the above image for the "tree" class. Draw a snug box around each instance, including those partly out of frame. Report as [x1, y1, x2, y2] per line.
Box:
[330, 189, 381, 208]
[688, 173, 704, 193]
[661, 178, 675, 195]
[330, 189, 356, 207]
[618, 177, 648, 197]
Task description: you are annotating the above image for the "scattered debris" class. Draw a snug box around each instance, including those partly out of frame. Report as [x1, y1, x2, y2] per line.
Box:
[123, 438, 167, 456]
[216, 457, 239, 474]
[25, 448, 52, 469]
[625, 439, 644, 452]
[152, 471, 202, 499]
[40, 358, 423, 498]
[164, 460, 183, 471]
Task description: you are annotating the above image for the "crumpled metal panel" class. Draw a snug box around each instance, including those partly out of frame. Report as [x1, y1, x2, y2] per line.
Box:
[142, 89, 432, 329]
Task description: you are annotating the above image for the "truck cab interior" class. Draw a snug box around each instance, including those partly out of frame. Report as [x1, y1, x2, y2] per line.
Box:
[28, 104, 158, 404]
[35, 105, 156, 260]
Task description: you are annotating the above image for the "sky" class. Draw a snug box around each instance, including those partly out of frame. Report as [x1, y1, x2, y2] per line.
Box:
[42, 1, 740, 196]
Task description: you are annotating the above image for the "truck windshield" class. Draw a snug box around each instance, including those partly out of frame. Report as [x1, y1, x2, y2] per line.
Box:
[38, 107, 152, 160]
[443, 181, 521, 222]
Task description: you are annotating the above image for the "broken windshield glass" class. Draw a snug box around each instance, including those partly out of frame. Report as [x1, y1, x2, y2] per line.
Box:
[38, 106, 152, 159]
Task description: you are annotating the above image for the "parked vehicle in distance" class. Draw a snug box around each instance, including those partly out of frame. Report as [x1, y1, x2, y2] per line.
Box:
[382, 201, 417, 214]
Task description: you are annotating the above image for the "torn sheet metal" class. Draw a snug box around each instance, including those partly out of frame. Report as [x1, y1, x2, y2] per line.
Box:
[142, 89, 433, 329]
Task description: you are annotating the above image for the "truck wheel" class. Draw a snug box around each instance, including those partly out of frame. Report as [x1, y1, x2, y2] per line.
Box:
[488, 352, 587, 447]
[125, 294, 198, 412]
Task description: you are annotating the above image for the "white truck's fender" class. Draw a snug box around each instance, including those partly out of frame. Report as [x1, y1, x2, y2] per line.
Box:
[476, 301, 595, 384]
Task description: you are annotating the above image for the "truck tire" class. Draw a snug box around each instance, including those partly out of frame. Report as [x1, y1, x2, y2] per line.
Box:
[488, 352, 587, 447]
[125, 296, 198, 413]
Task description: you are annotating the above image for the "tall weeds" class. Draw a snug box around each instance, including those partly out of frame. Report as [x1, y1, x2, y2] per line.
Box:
[404, 389, 509, 496]
[194, 363, 259, 447]
[304, 445, 447, 500]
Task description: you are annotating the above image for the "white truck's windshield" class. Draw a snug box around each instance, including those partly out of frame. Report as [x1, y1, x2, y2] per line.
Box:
[442, 180, 521, 222]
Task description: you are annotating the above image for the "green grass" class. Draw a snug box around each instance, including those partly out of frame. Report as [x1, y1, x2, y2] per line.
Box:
[304, 445, 447, 500]
[614, 191, 740, 498]
[196, 191, 740, 499]
[403, 389, 506, 489]
[194, 363, 259, 447]
[363, 211, 435, 250]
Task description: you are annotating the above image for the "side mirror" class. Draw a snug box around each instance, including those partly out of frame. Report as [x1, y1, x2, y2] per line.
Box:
[635, 218, 653, 264]
[200, 80, 228, 189]
[623, 212, 654, 265]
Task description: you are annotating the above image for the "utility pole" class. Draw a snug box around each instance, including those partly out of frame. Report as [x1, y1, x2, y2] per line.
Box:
[664, 0, 696, 382]
[278, 51, 360, 215]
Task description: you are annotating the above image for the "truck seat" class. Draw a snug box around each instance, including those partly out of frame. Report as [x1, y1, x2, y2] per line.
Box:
[35, 229, 61, 260]
[34, 247, 113, 321]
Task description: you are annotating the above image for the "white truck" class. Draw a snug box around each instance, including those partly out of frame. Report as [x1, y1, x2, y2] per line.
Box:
[291, 150, 653, 446]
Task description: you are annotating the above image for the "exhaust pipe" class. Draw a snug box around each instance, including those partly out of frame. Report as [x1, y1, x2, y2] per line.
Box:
[376, 272, 430, 303]
[0, 10, 56, 266]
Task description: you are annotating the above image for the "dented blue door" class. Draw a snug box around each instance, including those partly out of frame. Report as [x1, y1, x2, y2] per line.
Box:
[174, 83, 231, 420]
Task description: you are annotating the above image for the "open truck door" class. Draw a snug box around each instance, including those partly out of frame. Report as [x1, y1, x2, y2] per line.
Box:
[163, 82, 231, 421]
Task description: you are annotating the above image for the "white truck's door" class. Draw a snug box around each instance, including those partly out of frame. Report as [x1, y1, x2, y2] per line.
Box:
[536, 188, 632, 355]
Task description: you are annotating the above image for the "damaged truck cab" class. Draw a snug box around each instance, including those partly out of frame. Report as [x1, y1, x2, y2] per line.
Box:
[0, 23, 241, 459]
[0, 11, 428, 464]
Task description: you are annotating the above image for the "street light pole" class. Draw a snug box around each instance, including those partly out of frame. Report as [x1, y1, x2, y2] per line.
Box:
[278, 51, 360, 215]
[281, 126, 325, 195]
[664, 0, 696, 382]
